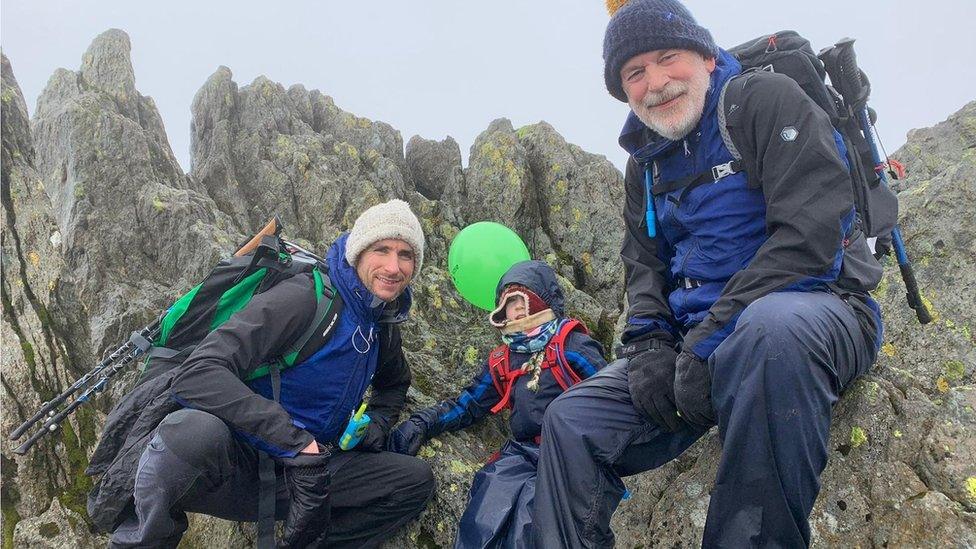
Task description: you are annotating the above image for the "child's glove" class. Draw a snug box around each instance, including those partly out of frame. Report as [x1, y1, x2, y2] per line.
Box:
[386, 408, 437, 456]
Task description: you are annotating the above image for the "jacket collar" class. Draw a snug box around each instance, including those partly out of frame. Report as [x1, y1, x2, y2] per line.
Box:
[618, 48, 741, 161]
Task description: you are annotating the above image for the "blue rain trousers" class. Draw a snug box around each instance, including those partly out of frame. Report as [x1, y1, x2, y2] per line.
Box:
[532, 291, 877, 548]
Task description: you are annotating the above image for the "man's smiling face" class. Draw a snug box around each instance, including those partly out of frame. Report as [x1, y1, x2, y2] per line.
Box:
[620, 48, 716, 141]
[355, 238, 415, 302]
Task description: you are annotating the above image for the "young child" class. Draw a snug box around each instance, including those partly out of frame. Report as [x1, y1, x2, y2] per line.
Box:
[388, 259, 607, 548]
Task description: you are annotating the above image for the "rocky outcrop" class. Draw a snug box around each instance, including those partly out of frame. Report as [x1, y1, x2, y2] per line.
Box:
[1, 30, 973, 548]
[405, 135, 463, 201]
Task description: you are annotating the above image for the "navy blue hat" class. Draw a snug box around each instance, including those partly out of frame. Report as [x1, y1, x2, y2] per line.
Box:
[603, 0, 719, 102]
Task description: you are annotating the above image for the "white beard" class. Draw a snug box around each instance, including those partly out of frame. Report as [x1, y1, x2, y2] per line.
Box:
[629, 66, 712, 141]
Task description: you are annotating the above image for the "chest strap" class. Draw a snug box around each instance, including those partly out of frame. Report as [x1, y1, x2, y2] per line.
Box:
[650, 160, 743, 196]
[486, 319, 589, 414]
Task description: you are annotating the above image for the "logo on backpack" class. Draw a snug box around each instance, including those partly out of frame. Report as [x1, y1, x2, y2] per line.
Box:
[780, 126, 798, 142]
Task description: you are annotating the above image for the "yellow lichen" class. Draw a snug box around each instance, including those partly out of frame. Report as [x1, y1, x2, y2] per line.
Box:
[581, 251, 593, 276]
[935, 376, 950, 393]
[464, 346, 480, 366]
[893, 429, 903, 438]
[920, 294, 940, 323]
[555, 179, 568, 195]
[27, 251, 40, 267]
[943, 360, 966, 381]
[850, 426, 868, 449]
[880, 343, 897, 358]
[449, 459, 479, 475]
[965, 477, 976, 502]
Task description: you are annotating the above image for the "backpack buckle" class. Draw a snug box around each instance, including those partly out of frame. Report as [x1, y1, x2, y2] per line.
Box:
[711, 161, 738, 181]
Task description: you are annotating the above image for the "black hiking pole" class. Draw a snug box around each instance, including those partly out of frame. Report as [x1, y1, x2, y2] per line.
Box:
[824, 38, 932, 325]
[9, 316, 163, 454]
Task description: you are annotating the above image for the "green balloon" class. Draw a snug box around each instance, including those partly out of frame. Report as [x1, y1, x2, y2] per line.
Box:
[448, 222, 531, 311]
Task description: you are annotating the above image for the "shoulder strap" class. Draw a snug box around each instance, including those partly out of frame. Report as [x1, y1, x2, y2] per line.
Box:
[244, 268, 343, 382]
[280, 269, 341, 366]
[487, 344, 510, 400]
[717, 75, 744, 162]
[543, 319, 589, 391]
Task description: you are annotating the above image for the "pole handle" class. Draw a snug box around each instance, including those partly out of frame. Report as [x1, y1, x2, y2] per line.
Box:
[235, 217, 282, 258]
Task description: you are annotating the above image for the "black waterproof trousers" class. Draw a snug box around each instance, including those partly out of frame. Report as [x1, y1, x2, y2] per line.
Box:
[110, 409, 435, 548]
[532, 292, 877, 548]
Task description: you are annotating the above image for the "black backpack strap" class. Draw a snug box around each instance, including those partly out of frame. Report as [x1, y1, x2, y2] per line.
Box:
[256, 451, 277, 549]
[283, 270, 342, 367]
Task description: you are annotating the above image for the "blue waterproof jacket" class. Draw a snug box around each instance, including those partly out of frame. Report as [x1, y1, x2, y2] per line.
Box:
[619, 49, 882, 358]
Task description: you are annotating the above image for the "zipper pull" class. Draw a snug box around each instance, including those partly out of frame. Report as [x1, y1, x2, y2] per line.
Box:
[644, 165, 657, 238]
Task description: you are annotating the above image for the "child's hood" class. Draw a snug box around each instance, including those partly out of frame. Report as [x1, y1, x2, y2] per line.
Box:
[494, 260, 565, 317]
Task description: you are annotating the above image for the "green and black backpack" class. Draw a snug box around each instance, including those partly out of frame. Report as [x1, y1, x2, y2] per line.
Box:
[131, 217, 344, 386]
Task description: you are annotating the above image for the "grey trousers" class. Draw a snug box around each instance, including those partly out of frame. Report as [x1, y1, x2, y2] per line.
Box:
[110, 409, 435, 548]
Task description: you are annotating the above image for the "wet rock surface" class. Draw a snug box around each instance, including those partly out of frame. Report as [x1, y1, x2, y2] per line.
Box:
[2, 30, 973, 548]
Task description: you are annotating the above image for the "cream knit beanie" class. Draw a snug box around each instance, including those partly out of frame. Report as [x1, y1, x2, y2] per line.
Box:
[344, 199, 425, 274]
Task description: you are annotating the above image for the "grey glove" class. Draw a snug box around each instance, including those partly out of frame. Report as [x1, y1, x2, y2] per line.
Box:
[673, 350, 716, 430]
[624, 337, 685, 432]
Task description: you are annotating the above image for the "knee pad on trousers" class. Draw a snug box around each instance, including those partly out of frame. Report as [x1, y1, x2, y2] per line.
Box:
[155, 409, 235, 471]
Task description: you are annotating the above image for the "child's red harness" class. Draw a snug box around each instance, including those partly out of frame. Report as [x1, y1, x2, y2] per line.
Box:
[487, 319, 589, 414]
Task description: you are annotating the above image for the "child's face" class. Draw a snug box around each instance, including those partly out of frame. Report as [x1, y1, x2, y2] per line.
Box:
[505, 296, 528, 322]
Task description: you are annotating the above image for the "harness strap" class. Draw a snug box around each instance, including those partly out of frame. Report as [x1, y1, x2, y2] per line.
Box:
[487, 319, 589, 414]
[487, 346, 509, 400]
[256, 362, 282, 549]
[146, 346, 190, 360]
[651, 160, 743, 197]
[490, 368, 529, 414]
[256, 452, 276, 549]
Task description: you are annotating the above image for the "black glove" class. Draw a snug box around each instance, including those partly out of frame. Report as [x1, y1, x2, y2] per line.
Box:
[624, 338, 684, 432]
[387, 414, 430, 456]
[277, 445, 332, 548]
[673, 350, 716, 430]
[355, 421, 387, 453]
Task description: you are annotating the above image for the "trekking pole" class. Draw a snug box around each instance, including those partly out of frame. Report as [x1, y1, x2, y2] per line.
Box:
[9, 317, 163, 455]
[830, 38, 932, 325]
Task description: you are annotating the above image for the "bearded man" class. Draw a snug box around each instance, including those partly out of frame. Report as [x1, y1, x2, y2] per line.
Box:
[530, 1, 884, 547]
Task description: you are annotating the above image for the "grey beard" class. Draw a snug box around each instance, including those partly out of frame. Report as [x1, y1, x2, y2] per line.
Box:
[630, 75, 712, 141]
[636, 109, 702, 141]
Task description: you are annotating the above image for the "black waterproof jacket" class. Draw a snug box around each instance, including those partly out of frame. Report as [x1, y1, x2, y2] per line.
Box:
[85, 259, 412, 532]
[619, 49, 882, 357]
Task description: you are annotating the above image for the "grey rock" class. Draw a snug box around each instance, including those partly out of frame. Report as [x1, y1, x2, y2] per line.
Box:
[12, 498, 104, 548]
[2, 50, 81, 522]
[891, 101, 976, 192]
[190, 67, 407, 241]
[405, 135, 463, 201]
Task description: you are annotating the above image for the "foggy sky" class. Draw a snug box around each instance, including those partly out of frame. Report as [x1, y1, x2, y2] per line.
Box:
[3, 0, 973, 172]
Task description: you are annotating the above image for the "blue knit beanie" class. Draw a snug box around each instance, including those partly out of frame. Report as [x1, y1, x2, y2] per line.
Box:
[603, 0, 719, 102]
